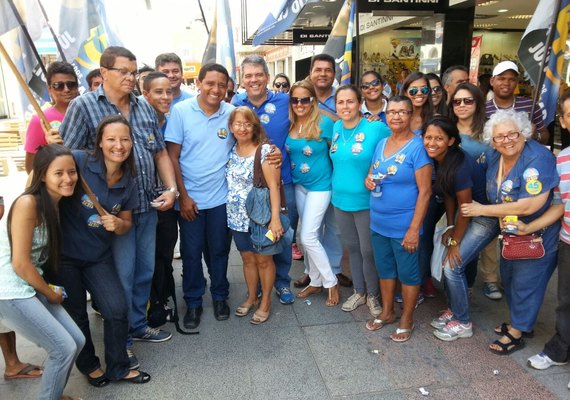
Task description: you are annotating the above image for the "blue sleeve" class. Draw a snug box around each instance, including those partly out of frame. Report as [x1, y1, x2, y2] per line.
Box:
[164, 103, 184, 145]
[412, 140, 431, 171]
[61, 99, 89, 149]
[453, 158, 474, 193]
[71, 150, 87, 173]
[319, 116, 334, 141]
[518, 145, 559, 200]
[378, 121, 391, 140]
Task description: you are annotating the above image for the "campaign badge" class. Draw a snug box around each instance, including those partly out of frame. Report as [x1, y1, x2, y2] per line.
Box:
[87, 214, 102, 228]
[387, 165, 398, 175]
[373, 160, 380, 169]
[523, 168, 539, 182]
[333, 133, 339, 142]
[300, 163, 310, 174]
[355, 133, 365, 143]
[526, 180, 542, 195]
[501, 179, 513, 193]
[351, 143, 363, 155]
[330, 144, 338, 153]
[260, 114, 270, 124]
[285, 144, 290, 153]
[264, 103, 276, 114]
[291, 161, 296, 170]
[303, 145, 313, 156]
[146, 134, 156, 144]
[217, 128, 228, 139]
[81, 194, 94, 209]
[395, 153, 406, 164]
[111, 204, 122, 214]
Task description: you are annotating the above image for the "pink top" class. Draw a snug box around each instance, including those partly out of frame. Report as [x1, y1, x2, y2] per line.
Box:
[24, 107, 65, 154]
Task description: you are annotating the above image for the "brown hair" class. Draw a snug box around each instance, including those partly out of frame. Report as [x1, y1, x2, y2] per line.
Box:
[229, 106, 268, 145]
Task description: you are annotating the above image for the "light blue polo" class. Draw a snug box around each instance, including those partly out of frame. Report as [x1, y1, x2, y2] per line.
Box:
[165, 97, 235, 210]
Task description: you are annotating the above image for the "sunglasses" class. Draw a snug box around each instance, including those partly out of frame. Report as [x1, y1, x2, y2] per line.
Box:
[274, 82, 289, 89]
[452, 97, 475, 106]
[50, 81, 78, 91]
[290, 96, 313, 105]
[431, 86, 443, 94]
[407, 86, 430, 96]
[360, 79, 382, 90]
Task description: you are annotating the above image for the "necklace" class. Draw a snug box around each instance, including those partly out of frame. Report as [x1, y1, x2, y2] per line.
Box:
[341, 118, 363, 144]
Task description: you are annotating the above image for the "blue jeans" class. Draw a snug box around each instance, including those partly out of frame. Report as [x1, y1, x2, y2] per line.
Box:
[55, 256, 130, 380]
[113, 210, 158, 343]
[0, 294, 85, 400]
[273, 183, 296, 289]
[178, 203, 230, 308]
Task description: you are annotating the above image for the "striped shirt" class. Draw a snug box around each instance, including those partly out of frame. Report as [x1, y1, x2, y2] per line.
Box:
[556, 147, 570, 244]
[485, 96, 545, 131]
[60, 85, 163, 214]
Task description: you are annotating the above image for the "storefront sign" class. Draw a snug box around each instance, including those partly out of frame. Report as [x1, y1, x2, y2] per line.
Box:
[293, 29, 332, 44]
[358, 14, 415, 35]
[469, 36, 483, 84]
[358, 0, 448, 14]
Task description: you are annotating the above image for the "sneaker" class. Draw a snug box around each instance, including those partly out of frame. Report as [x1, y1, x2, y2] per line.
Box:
[430, 308, 454, 330]
[366, 294, 382, 317]
[395, 293, 403, 303]
[276, 287, 295, 304]
[341, 292, 366, 312]
[433, 320, 473, 341]
[132, 326, 172, 343]
[483, 282, 503, 300]
[292, 243, 303, 260]
[527, 352, 568, 370]
[127, 348, 140, 370]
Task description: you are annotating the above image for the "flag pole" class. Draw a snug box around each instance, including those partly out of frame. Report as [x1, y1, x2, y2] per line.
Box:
[530, 0, 563, 118]
[6, 0, 48, 78]
[198, 0, 210, 34]
[35, 0, 67, 62]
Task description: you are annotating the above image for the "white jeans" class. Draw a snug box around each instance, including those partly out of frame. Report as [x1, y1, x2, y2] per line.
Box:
[295, 185, 337, 288]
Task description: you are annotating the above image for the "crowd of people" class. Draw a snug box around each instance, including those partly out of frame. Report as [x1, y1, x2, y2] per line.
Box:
[0, 44, 569, 399]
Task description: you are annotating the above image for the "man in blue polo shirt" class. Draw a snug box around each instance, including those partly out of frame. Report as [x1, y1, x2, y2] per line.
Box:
[165, 63, 235, 329]
[232, 55, 296, 304]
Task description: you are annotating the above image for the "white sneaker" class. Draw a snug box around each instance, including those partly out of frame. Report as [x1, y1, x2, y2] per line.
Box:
[527, 352, 568, 370]
[433, 320, 473, 341]
[483, 282, 502, 300]
[430, 309, 453, 329]
[341, 292, 366, 312]
[366, 294, 382, 317]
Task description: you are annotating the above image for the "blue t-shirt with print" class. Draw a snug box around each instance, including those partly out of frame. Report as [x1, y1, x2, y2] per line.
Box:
[330, 118, 391, 211]
[370, 135, 431, 238]
[60, 151, 138, 262]
[286, 119, 333, 191]
[460, 134, 492, 168]
[233, 91, 291, 184]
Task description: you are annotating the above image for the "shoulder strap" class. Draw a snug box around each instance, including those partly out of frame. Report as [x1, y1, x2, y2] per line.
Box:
[253, 144, 288, 212]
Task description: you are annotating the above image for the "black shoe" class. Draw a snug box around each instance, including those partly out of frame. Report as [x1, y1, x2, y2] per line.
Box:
[183, 306, 203, 329]
[213, 300, 230, 321]
[336, 273, 353, 288]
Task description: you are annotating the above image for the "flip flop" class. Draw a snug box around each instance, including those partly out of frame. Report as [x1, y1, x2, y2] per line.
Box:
[365, 317, 397, 331]
[390, 326, 414, 343]
[3, 364, 43, 380]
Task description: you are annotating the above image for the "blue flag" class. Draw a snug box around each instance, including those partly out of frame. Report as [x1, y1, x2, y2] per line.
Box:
[252, 0, 319, 47]
[202, 0, 236, 80]
[340, 0, 355, 85]
[58, 0, 122, 94]
[323, 0, 353, 85]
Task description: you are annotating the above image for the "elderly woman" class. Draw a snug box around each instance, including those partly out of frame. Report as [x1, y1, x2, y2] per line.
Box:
[365, 95, 432, 342]
[462, 109, 560, 355]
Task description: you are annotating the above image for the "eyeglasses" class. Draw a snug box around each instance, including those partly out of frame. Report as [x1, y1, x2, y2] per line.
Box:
[452, 97, 475, 106]
[290, 96, 313, 105]
[386, 110, 411, 117]
[50, 81, 78, 91]
[232, 122, 254, 130]
[431, 86, 443, 94]
[274, 82, 289, 89]
[407, 86, 430, 97]
[492, 131, 521, 143]
[105, 67, 137, 78]
[360, 79, 382, 90]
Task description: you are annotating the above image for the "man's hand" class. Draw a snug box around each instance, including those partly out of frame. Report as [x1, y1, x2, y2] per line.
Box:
[179, 194, 199, 221]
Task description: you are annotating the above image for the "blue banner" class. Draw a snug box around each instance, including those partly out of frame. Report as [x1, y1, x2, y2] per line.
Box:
[340, 0, 355, 85]
[323, 0, 353, 85]
[202, 0, 237, 80]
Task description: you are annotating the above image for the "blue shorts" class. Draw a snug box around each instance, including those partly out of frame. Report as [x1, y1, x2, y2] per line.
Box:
[371, 231, 421, 286]
[231, 229, 254, 253]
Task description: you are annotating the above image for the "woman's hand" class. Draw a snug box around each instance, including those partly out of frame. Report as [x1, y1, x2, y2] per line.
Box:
[268, 218, 284, 242]
[365, 114, 381, 122]
[401, 227, 420, 253]
[444, 245, 463, 270]
[364, 174, 376, 191]
[461, 201, 483, 218]
[100, 214, 122, 232]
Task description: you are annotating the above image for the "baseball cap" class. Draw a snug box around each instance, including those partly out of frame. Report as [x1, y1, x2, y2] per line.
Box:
[492, 61, 519, 77]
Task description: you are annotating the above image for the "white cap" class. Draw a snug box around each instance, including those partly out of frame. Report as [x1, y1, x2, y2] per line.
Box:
[492, 61, 519, 77]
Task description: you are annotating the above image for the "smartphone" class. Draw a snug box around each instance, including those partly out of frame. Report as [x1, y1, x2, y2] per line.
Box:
[150, 200, 165, 208]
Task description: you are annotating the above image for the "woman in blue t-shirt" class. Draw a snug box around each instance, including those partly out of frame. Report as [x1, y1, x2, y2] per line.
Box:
[365, 95, 432, 342]
[400, 72, 434, 136]
[330, 85, 391, 316]
[286, 80, 339, 306]
[54, 116, 151, 386]
[422, 116, 487, 342]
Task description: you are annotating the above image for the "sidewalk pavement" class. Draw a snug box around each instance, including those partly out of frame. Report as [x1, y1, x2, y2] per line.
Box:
[1, 171, 569, 399]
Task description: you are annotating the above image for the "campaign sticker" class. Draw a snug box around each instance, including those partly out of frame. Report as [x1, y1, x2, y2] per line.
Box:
[526, 180, 542, 195]
[111, 204, 122, 214]
[387, 165, 398, 175]
[330, 144, 338, 153]
[395, 153, 406, 164]
[217, 128, 228, 139]
[333, 133, 339, 142]
[355, 133, 365, 143]
[300, 163, 310, 174]
[260, 114, 270, 124]
[303, 145, 313, 156]
[351, 143, 363, 155]
[501, 179, 513, 193]
[146, 134, 156, 144]
[87, 214, 102, 228]
[50, 121, 62, 129]
[291, 161, 296, 170]
[264, 103, 276, 114]
[285, 144, 290, 153]
[81, 194, 94, 209]
[373, 160, 380, 169]
[523, 168, 539, 182]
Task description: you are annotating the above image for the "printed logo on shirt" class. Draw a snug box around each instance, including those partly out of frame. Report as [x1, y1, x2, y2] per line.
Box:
[264, 103, 276, 114]
[260, 114, 270, 124]
[523, 168, 539, 182]
[50, 121, 62, 129]
[217, 128, 228, 139]
[111, 204, 122, 214]
[87, 214, 102, 228]
[146, 134, 156, 144]
[81, 194, 95, 209]
[526, 180, 542, 195]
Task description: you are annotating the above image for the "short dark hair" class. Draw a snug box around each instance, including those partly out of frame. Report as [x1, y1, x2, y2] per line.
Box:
[361, 70, 384, 86]
[154, 53, 183, 70]
[310, 54, 335, 72]
[198, 63, 229, 83]
[273, 73, 290, 87]
[100, 46, 136, 68]
[86, 68, 101, 87]
[46, 61, 77, 85]
[241, 55, 269, 76]
[442, 65, 468, 86]
[142, 71, 168, 91]
[387, 95, 413, 111]
[138, 65, 154, 75]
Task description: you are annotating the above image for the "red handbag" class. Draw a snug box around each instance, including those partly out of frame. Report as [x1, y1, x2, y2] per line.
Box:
[500, 233, 545, 260]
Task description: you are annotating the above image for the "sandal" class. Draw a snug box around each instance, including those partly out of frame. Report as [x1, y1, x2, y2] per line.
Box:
[489, 331, 525, 355]
[494, 322, 534, 338]
[250, 308, 270, 325]
[87, 372, 110, 388]
[325, 284, 339, 307]
[122, 370, 151, 384]
[365, 316, 397, 331]
[296, 285, 322, 298]
[3, 363, 43, 380]
[390, 325, 414, 343]
[235, 300, 258, 317]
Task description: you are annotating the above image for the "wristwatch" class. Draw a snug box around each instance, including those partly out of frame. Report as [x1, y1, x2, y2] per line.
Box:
[448, 237, 459, 247]
[167, 187, 180, 199]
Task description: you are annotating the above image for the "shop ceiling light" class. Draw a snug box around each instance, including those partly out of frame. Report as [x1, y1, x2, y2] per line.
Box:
[477, 1, 499, 6]
[508, 15, 533, 19]
[497, 9, 508, 13]
[474, 23, 498, 28]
